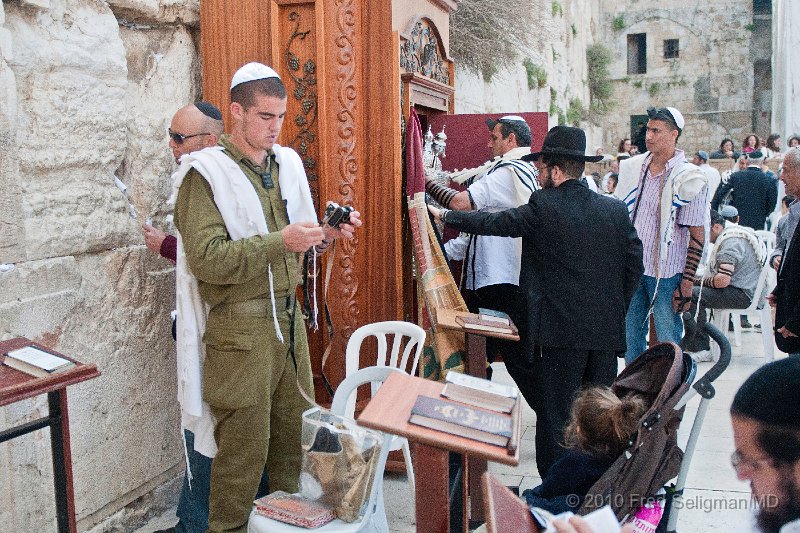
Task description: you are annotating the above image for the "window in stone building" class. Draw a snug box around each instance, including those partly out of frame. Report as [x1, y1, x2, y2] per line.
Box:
[627, 33, 647, 74]
[664, 39, 679, 59]
[753, 0, 771, 15]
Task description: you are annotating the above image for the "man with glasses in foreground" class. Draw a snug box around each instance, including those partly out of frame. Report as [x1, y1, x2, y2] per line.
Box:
[615, 107, 708, 364]
[730, 357, 800, 533]
[142, 102, 224, 262]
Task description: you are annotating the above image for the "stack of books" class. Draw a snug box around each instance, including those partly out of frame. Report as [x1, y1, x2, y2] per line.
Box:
[408, 372, 521, 452]
[455, 308, 518, 336]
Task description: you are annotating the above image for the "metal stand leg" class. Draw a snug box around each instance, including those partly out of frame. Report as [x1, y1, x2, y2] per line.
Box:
[49, 390, 77, 533]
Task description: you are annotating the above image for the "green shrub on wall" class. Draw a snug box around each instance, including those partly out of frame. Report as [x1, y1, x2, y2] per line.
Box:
[586, 44, 613, 114]
[612, 14, 625, 32]
[567, 98, 584, 126]
[523, 58, 548, 90]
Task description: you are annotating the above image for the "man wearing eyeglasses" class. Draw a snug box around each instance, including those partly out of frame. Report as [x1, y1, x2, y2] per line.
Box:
[172, 63, 361, 533]
[142, 102, 224, 263]
[730, 357, 800, 533]
[615, 107, 708, 364]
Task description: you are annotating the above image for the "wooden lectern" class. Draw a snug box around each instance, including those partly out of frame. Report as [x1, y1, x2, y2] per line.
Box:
[358, 371, 520, 533]
[0, 337, 101, 533]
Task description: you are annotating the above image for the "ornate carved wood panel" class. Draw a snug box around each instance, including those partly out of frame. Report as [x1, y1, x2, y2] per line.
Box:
[200, 0, 274, 131]
[400, 16, 455, 115]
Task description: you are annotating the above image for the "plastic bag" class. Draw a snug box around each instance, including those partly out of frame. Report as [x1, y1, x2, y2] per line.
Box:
[298, 407, 383, 522]
[626, 499, 664, 533]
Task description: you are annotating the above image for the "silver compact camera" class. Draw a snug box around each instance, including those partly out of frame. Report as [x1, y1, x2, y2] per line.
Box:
[321, 202, 354, 228]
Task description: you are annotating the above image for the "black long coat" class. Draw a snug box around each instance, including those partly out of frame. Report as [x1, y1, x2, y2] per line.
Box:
[774, 222, 800, 354]
[446, 179, 643, 354]
[711, 167, 778, 230]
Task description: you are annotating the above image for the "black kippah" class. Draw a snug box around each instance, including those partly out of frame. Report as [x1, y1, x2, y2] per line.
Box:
[195, 101, 222, 121]
[731, 357, 800, 428]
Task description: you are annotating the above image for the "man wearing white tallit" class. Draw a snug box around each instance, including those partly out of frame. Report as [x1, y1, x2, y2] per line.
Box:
[172, 62, 361, 533]
[615, 107, 707, 364]
[424, 116, 538, 369]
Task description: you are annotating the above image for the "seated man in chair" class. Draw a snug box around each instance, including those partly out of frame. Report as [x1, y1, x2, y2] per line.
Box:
[681, 209, 765, 361]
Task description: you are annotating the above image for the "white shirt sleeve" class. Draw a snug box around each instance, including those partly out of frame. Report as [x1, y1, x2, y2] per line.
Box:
[467, 166, 518, 211]
[444, 233, 469, 261]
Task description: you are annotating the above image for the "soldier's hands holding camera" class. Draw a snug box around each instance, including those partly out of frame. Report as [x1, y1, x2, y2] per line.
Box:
[280, 202, 362, 252]
[321, 202, 362, 241]
[282, 222, 326, 252]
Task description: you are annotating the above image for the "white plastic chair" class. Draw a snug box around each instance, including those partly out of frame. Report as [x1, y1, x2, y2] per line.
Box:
[247, 366, 404, 533]
[344, 321, 426, 489]
[711, 261, 776, 361]
[755, 230, 776, 256]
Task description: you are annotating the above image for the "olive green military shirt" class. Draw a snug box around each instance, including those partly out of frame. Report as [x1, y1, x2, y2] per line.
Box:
[173, 135, 303, 307]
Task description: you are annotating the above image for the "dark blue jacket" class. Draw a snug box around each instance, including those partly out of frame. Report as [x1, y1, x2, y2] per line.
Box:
[712, 167, 778, 230]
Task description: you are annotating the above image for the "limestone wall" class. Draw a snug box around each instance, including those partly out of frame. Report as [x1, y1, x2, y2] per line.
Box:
[0, 0, 200, 530]
[454, 0, 599, 145]
[593, 0, 756, 155]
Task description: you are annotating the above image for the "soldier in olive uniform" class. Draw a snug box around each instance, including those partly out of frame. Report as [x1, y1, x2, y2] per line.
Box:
[173, 63, 361, 533]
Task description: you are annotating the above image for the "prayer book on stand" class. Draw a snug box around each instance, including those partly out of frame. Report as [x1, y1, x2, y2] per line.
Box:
[2, 346, 76, 378]
[455, 314, 518, 336]
[409, 395, 519, 451]
[477, 308, 512, 325]
[442, 372, 518, 413]
[253, 491, 336, 528]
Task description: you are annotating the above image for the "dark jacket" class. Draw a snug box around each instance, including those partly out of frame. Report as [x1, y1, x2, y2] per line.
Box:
[522, 449, 614, 514]
[711, 167, 778, 230]
[774, 224, 800, 353]
[445, 179, 643, 352]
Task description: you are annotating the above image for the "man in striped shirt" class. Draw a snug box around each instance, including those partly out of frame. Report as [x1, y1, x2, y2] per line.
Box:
[615, 107, 708, 363]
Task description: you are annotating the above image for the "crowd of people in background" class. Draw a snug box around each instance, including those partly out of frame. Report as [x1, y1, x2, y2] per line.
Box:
[591, 132, 796, 228]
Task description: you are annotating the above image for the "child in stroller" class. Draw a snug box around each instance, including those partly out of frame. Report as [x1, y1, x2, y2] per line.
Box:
[523, 386, 647, 515]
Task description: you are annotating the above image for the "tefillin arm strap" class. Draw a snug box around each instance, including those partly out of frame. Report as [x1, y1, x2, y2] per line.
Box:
[682, 234, 704, 283]
[425, 180, 458, 208]
[426, 180, 476, 210]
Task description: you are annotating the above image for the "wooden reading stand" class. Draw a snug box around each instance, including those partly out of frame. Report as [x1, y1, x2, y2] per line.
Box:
[435, 307, 520, 524]
[358, 369, 520, 533]
[0, 337, 101, 533]
[482, 472, 540, 533]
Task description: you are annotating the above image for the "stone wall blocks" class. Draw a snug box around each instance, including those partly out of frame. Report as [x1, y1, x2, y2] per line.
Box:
[0, 255, 80, 305]
[0, 290, 79, 341]
[108, 0, 199, 26]
[19, 0, 51, 9]
[0, 28, 12, 62]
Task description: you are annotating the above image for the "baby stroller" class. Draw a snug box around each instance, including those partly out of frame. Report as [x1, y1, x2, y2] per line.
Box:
[579, 322, 731, 533]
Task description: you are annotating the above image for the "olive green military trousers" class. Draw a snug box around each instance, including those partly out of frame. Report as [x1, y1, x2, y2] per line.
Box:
[203, 299, 313, 533]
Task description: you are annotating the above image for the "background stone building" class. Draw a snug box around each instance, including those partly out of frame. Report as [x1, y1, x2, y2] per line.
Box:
[592, 0, 771, 154]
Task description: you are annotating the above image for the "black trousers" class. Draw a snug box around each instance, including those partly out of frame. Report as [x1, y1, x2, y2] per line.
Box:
[504, 345, 617, 477]
[464, 283, 521, 363]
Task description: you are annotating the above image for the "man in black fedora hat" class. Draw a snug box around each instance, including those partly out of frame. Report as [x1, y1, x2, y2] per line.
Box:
[431, 125, 643, 476]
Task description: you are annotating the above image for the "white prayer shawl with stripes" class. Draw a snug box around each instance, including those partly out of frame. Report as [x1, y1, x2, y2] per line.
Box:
[449, 146, 539, 208]
[615, 152, 707, 279]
